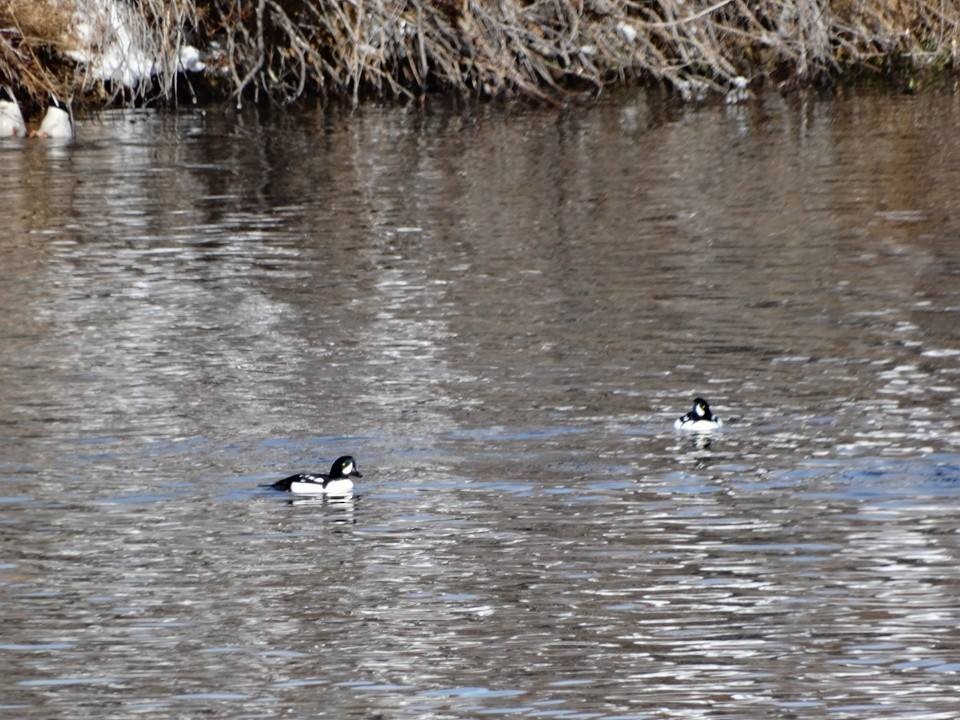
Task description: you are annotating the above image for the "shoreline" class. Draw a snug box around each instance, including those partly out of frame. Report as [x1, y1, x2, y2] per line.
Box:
[2, 0, 958, 113]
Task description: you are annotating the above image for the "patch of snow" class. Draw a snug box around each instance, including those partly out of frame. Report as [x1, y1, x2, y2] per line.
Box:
[179, 45, 205, 73]
[617, 22, 637, 44]
[65, 0, 204, 88]
[725, 76, 752, 104]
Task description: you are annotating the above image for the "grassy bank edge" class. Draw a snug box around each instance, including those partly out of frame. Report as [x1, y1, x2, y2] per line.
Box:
[2, 0, 959, 112]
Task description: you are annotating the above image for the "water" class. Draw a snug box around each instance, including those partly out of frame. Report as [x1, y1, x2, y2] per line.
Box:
[1, 90, 960, 718]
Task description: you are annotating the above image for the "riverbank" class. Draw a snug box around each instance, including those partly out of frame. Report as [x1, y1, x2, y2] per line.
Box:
[2, 0, 959, 111]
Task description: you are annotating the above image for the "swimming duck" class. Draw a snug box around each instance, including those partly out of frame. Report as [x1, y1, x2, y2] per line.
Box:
[674, 397, 722, 432]
[0, 85, 26, 137]
[33, 94, 73, 139]
[270, 455, 362, 496]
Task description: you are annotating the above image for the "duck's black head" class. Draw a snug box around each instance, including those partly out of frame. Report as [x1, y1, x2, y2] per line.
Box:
[691, 397, 714, 420]
[330, 455, 362, 479]
[49, 93, 67, 111]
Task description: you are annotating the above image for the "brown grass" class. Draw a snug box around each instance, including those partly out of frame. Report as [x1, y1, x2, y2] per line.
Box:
[2, 1, 960, 108]
[0, 0, 74, 104]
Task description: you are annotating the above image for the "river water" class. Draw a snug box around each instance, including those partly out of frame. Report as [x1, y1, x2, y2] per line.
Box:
[1, 89, 959, 718]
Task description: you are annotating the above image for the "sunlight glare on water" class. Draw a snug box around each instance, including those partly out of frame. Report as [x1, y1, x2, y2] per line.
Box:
[1, 92, 960, 718]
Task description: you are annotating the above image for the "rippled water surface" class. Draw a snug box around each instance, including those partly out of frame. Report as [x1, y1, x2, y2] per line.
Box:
[2, 91, 960, 718]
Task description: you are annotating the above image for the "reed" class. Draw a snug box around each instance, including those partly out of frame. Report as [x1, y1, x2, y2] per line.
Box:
[1, 0, 959, 108]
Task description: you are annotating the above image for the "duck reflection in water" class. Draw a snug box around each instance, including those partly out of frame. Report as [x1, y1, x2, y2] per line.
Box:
[288, 494, 357, 524]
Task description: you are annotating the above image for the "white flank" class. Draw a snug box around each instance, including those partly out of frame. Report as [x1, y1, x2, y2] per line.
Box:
[324, 479, 354, 497]
[0, 100, 25, 137]
[289, 480, 326, 495]
[676, 417, 722, 433]
[38, 106, 73, 139]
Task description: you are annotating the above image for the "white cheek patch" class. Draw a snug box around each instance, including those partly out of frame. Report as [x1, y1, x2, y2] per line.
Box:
[341, 461, 354, 475]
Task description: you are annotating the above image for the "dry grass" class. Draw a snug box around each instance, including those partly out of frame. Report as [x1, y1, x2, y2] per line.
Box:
[2, 0, 960, 108]
[0, 0, 74, 104]
[0, 0, 198, 107]
[199, 0, 960, 104]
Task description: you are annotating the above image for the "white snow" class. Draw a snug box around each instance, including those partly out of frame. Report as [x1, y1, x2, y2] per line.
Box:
[617, 22, 637, 44]
[65, 0, 204, 88]
[178, 45, 205, 73]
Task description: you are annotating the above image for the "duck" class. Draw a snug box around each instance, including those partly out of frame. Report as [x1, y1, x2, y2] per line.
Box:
[0, 85, 26, 137]
[674, 397, 722, 432]
[270, 455, 362, 496]
[32, 94, 73, 139]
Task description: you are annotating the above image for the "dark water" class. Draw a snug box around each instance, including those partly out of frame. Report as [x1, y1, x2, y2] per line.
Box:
[1, 90, 960, 718]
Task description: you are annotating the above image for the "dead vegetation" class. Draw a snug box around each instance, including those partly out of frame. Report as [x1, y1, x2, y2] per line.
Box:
[1, 0, 960, 108]
[0, 0, 73, 103]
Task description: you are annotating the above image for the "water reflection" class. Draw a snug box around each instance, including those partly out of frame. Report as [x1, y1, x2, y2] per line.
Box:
[2, 92, 960, 717]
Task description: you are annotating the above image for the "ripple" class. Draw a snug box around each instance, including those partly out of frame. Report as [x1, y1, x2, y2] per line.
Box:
[3, 95, 960, 719]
